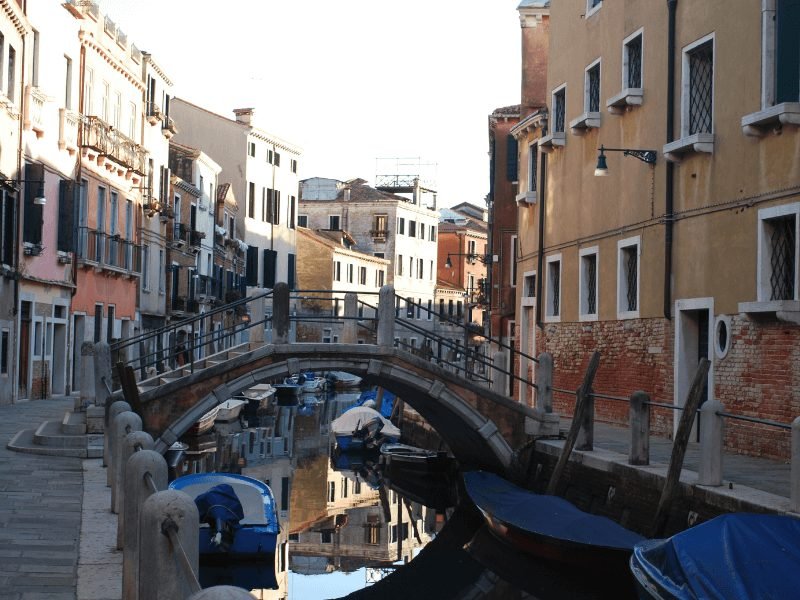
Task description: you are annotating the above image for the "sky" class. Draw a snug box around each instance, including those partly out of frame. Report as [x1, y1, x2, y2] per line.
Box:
[98, 0, 523, 208]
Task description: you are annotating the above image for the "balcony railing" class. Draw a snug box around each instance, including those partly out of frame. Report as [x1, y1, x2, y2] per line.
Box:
[58, 108, 79, 153]
[80, 115, 147, 175]
[146, 102, 163, 125]
[24, 86, 47, 136]
[162, 115, 178, 139]
[76, 226, 142, 275]
[190, 230, 205, 247]
[172, 223, 190, 246]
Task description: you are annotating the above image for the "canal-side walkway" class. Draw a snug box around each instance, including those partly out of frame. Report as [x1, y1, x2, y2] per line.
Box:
[0, 397, 794, 599]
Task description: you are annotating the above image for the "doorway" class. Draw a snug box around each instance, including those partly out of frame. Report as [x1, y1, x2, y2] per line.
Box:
[674, 298, 713, 440]
[72, 314, 85, 393]
[18, 301, 31, 399]
[52, 322, 67, 395]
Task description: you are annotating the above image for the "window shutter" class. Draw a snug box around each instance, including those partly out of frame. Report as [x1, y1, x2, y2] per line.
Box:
[287, 253, 296, 290]
[263, 249, 277, 288]
[57, 180, 78, 252]
[506, 135, 518, 182]
[23, 163, 44, 245]
[246, 245, 259, 286]
[776, 0, 800, 103]
[2, 192, 14, 264]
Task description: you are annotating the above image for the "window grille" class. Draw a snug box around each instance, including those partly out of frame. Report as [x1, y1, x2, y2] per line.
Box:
[586, 255, 597, 314]
[769, 215, 796, 300]
[624, 246, 638, 311]
[553, 89, 566, 133]
[588, 64, 601, 112]
[589, 0, 602, 8]
[626, 35, 642, 88]
[529, 144, 538, 193]
[549, 262, 560, 316]
[688, 42, 713, 134]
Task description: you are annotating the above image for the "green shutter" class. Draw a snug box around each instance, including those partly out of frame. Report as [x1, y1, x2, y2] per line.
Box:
[776, 0, 800, 103]
[506, 135, 518, 182]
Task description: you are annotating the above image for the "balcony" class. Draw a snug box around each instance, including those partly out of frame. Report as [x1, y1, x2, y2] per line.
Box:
[58, 109, 79, 154]
[171, 296, 199, 314]
[171, 223, 190, 248]
[370, 229, 389, 242]
[24, 86, 47, 137]
[80, 115, 147, 175]
[146, 102, 163, 126]
[161, 115, 178, 139]
[76, 227, 142, 277]
[190, 230, 205, 249]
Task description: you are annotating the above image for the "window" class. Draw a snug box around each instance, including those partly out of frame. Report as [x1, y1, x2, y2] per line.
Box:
[409, 220, 417, 238]
[586, 60, 601, 113]
[524, 273, 536, 299]
[329, 215, 340, 230]
[430, 227, 436, 242]
[398, 218, 405, 235]
[420, 223, 425, 239]
[289, 196, 296, 229]
[1, 189, 13, 265]
[506, 134, 518, 181]
[248, 142, 255, 157]
[128, 101, 136, 138]
[587, 0, 602, 17]
[359, 266, 367, 285]
[374, 214, 387, 235]
[376, 269, 384, 287]
[510, 235, 518, 287]
[333, 260, 342, 282]
[417, 258, 424, 279]
[274, 152, 281, 167]
[617, 237, 640, 318]
[100, 81, 109, 121]
[298, 214, 308, 228]
[580, 247, 599, 320]
[528, 143, 538, 194]
[0, 34, 5, 94]
[757, 204, 799, 302]
[625, 32, 643, 89]
[266, 149, 273, 164]
[291, 159, 297, 173]
[552, 86, 566, 133]
[248, 182, 255, 218]
[397, 254, 403, 276]
[22, 163, 44, 245]
[365, 519, 381, 545]
[686, 39, 714, 135]
[468, 240, 477, 261]
[0, 329, 6, 374]
[64, 56, 73, 110]
[429, 260, 434, 280]
[545, 255, 562, 320]
[347, 263, 354, 283]
[439, 299, 445, 321]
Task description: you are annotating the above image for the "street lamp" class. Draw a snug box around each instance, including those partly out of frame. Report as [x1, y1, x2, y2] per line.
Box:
[1, 178, 46, 204]
[594, 145, 657, 177]
[444, 252, 496, 269]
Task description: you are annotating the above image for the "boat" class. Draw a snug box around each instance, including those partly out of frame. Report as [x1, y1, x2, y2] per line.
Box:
[169, 473, 280, 575]
[380, 442, 453, 473]
[215, 398, 248, 422]
[381, 447, 459, 511]
[463, 471, 644, 584]
[356, 388, 396, 418]
[325, 370, 363, 389]
[187, 405, 219, 435]
[630, 513, 800, 600]
[331, 405, 401, 451]
[273, 383, 301, 406]
[285, 372, 328, 393]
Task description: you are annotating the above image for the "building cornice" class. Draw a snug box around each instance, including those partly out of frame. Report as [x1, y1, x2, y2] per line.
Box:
[510, 109, 547, 139]
[142, 52, 173, 86]
[1, 0, 29, 35]
[79, 30, 146, 92]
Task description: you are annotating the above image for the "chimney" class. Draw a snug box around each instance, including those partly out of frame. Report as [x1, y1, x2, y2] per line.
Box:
[519, 2, 550, 116]
[343, 187, 351, 202]
[233, 107, 255, 126]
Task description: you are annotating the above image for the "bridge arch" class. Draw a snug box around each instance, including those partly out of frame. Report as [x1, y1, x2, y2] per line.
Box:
[131, 344, 536, 472]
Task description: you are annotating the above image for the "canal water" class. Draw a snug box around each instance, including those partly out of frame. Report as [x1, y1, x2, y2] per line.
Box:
[172, 383, 632, 600]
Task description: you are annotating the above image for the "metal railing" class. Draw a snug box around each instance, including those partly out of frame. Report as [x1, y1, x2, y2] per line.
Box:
[76, 227, 142, 274]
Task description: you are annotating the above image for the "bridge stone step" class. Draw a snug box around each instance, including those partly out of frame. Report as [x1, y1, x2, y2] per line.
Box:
[33, 420, 91, 448]
[61, 410, 87, 435]
[8, 428, 91, 458]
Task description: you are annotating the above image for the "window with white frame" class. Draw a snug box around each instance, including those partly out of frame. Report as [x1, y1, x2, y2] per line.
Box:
[359, 266, 367, 285]
[397, 255, 403, 276]
[624, 31, 643, 89]
[587, 0, 602, 17]
[552, 86, 566, 133]
[417, 258, 424, 279]
[398, 218, 405, 235]
[585, 60, 601, 113]
[329, 215, 340, 230]
[347, 263, 354, 283]
[333, 260, 341, 282]
[297, 214, 308, 228]
[510, 235, 518, 287]
[684, 36, 714, 136]
[528, 143, 538, 194]
[757, 204, 799, 302]
[524, 272, 536, 299]
[579, 247, 599, 320]
[545, 255, 562, 320]
[617, 237, 640, 317]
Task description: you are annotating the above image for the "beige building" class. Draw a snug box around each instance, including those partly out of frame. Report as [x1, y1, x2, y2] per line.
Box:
[514, 0, 800, 459]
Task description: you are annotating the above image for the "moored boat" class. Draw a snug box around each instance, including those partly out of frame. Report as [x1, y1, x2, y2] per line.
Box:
[285, 372, 328, 393]
[464, 470, 644, 585]
[187, 405, 220, 435]
[169, 472, 280, 576]
[331, 405, 400, 451]
[325, 370, 363, 389]
[215, 398, 248, 422]
[379, 442, 452, 472]
[630, 513, 800, 600]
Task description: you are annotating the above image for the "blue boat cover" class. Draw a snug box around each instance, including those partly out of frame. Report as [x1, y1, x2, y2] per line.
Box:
[631, 513, 800, 600]
[463, 471, 644, 550]
[357, 389, 396, 418]
[194, 483, 245, 528]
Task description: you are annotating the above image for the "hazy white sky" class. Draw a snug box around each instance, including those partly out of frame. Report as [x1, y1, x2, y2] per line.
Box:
[99, 1, 523, 207]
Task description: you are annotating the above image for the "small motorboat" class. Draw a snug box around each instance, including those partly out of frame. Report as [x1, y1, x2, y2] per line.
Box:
[286, 371, 328, 393]
[187, 406, 220, 435]
[325, 371, 363, 389]
[630, 513, 800, 600]
[273, 383, 301, 406]
[169, 472, 280, 583]
[380, 442, 451, 471]
[215, 399, 248, 422]
[331, 405, 400, 451]
[463, 471, 644, 586]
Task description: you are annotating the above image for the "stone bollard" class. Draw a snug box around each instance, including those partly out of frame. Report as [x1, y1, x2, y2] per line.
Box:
[629, 391, 651, 466]
[535, 353, 553, 413]
[698, 400, 725, 486]
[272, 282, 290, 344]
[107, 401, 132, 481]
[139, 490, 199, 600]
[78, 342, 95, 411]
[792, 417, 800, 513]
[123, 450, 167, 600]
[188, 587, 257, 599]
[93, 341, 113, 408]
[342, 292, 358, 344]
[111, 411, 143, 513]
[377, 285, 396, 348]
[490, 351, 508, 395]
[117, 431, 154, 548]
[248, 290, 265, 344]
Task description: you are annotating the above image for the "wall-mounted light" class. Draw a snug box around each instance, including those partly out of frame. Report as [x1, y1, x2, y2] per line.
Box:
[444, 253, 496, 269]
[594, 145, 657, 177]
[2, 179, 46, 204]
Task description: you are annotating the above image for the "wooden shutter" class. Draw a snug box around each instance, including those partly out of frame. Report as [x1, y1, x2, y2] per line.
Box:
[506, 135, 518, 182]
[287, 253, 296, 290]
[1, 192, 13, 264]
[57, 180, 78, 252]
[246, 245, 259, 286]
[263, 249, 277, 288]
[22, 163, 44, 244]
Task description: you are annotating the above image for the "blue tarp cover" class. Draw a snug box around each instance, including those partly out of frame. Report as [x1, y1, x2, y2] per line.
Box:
[463, 471, 644, 550]
[194, 483, 245, 528]
[631, 513, 800, 600]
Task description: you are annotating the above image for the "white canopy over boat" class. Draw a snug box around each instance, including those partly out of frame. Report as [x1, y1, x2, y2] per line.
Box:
[331, 406, 401, 438]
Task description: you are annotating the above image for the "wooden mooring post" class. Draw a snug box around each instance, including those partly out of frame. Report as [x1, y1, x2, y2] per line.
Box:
[649, 358, 710, 538]
[546, 351, 600, 496]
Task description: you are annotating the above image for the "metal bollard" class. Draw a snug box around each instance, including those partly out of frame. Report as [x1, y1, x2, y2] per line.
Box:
[139, 490, 200, 600]
[123, 450, 167, 600]
[698, 400, 725, 486]
[117, 431, 154, 548]
[188, 586, 257, 599]
[111, 411, 143, 513]
[629, 391, 651, 466]
[791, 417, 800, 512]
[107, 401, 132, 484]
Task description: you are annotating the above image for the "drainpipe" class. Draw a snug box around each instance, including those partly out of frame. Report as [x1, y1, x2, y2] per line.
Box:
[535, 143, 547, 329]
[664, 0, 678, 319]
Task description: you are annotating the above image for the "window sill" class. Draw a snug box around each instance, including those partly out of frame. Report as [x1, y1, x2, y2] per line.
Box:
[741, 103, 800, 137]
[570, 112, 602, 135]
[738, 300, 800, 324]
[663, 133, 714, 163]
[538, 132, 566, 153]
[516, 191, 537, 206]
[543, 314, 561, 324]
[617, 310, 640, 321]
[607, 88, 643, 115]
[579, 312, 598, 322]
